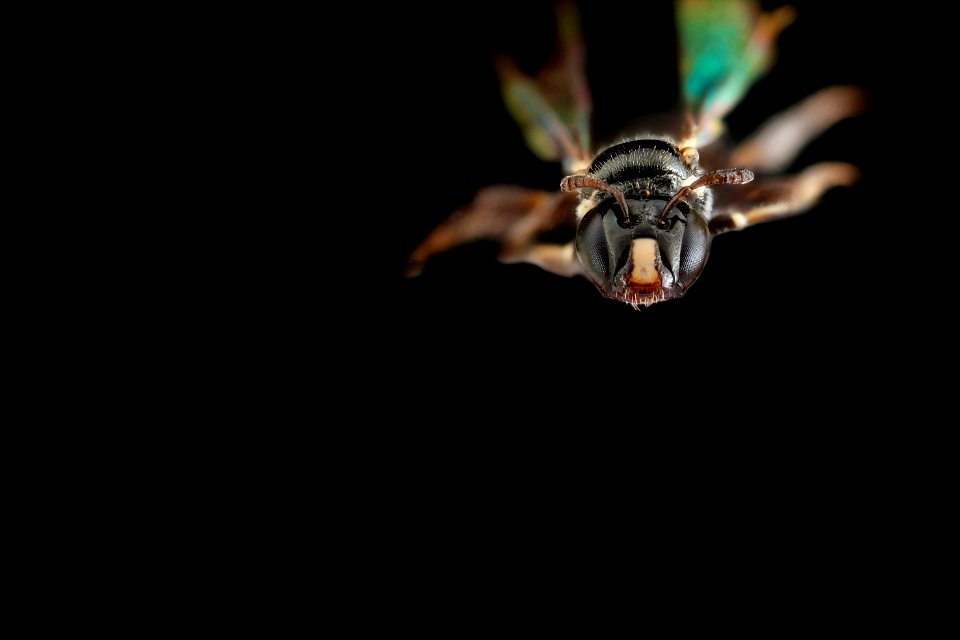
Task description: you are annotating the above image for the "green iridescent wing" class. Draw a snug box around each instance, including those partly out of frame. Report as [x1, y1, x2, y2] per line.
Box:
[499, 1, 794, 163]
[496, 1, 592, 173]
[678, 0, 795, 147]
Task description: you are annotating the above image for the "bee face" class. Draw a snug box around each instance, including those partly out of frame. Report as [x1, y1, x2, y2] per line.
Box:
[575, 194, 711, 307]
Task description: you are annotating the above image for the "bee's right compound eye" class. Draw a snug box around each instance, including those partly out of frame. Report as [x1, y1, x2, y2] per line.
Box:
[575, 207, 613, 289]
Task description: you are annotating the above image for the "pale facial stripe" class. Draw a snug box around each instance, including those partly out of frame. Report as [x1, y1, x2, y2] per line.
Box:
[629, 238, 659, 285]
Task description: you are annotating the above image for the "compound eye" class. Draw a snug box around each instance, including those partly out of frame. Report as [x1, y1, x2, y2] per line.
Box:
[678, 212, 711, 287]
[575, 208, 611, 287]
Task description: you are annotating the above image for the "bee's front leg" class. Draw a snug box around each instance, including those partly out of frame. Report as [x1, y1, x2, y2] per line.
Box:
[730, 86, 867, 174]
[406, 187, 577, 277]
[709, 162, 860, 233]
[499, 242, 582, 278]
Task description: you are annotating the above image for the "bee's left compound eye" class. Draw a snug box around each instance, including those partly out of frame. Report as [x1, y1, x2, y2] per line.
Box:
[676, 211, 710, 289]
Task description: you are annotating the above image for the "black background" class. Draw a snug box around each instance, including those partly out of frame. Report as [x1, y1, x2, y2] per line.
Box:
[170, 3, 932, 563]
[259, 2, 940, 531]
[260, 3, 940, 558]
[363, 1, 899, 402]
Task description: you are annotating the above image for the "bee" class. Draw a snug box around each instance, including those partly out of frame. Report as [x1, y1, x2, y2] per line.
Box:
[405, 0, 865, 308]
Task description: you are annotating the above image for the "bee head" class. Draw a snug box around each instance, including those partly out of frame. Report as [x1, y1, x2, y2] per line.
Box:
[574, 193, 712, 307]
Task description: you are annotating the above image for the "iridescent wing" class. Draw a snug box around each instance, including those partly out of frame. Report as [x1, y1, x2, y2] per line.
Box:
[678, 1, 866, 232]
[406, 2, 590, 278]
[497, 1, 593, 174]
[677, 0, 795, 147]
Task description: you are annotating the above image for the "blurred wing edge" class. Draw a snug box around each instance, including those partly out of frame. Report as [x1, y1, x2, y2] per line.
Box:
[497, 1, 593, 173]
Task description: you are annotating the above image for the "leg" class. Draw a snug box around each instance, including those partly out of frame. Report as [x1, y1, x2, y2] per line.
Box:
[709, 162, 860, 234]
[406, 186, 577, 277]
[730, 86, 867, 173]
[500, 241, 582, 278]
